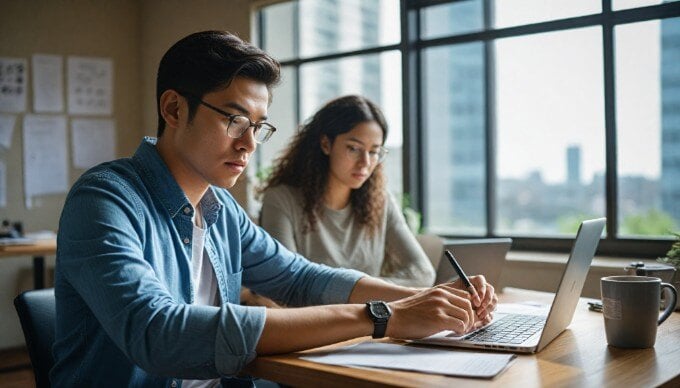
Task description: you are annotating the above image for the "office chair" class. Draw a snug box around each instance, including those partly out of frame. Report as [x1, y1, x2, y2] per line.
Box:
[14, 288, 55, 388]
[415, 233, 444, 284]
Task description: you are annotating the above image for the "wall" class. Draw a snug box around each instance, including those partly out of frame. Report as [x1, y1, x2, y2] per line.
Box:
[499, 252, 652, 299]
[0, 0, 258, 351]
[0, 0, 142, 233]
[138, 0, 257, 205]
[0, 0, 142, 350]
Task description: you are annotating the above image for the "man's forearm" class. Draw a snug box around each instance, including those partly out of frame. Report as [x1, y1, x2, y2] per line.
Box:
[255, 276, 496, 356]
[347, 276, 420, 304]
[255, 303, 371, 354]
[255, 277, 417, 355]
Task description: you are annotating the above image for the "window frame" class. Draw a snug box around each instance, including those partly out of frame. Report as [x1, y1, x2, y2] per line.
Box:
[255, 0, 680, 258]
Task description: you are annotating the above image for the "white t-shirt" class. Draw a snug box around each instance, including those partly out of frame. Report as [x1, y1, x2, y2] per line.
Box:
[183, 215, 220, 388]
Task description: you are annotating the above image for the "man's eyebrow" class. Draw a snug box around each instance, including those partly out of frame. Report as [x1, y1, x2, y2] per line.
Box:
[223, 102, 268, 121]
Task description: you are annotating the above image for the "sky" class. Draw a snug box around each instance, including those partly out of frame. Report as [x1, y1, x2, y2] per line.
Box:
[387, 0, 665, 183]
[264, 0, 670, 182]
[495, 21, 664, 183]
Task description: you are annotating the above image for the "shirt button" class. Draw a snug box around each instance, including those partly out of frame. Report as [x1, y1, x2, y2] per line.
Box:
[183, 237, 190, 244]
[170, 381, 178, 388]
[183, 207, 191, 214]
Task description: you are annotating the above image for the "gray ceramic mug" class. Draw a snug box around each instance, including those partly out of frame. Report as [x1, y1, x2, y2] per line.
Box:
[601, 276, 677, 348]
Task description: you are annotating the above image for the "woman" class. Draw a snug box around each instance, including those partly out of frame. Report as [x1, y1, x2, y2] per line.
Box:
[259, 95, 436, 287]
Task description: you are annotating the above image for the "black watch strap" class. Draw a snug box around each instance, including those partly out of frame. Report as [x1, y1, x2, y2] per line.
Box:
[366, 301, 392, 339]
[372, 319, 388, 339]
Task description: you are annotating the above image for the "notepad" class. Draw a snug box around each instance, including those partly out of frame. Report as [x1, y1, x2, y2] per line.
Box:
[301, 341, 516, 379]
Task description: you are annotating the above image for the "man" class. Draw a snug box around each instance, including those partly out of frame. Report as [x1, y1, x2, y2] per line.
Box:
[52, 31, 497, 387]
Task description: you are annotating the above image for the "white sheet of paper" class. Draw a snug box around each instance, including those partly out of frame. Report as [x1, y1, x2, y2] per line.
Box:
[0, 160, 6, 207]
[0, 114, 16, 148]
[301, 341, 516, 379]
[496, 301, 551, 315]
[0, 57, 28, 112]
[32, 54, 64, 113]
[23, 115, 68, 207]
[71, 118, 116, 168]
[67, 56, 113, 115]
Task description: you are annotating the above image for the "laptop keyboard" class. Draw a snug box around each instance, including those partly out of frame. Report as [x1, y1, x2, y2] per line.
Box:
[463, 314, 546, 344]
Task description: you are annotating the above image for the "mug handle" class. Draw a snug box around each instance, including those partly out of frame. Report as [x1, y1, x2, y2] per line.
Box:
[658, 283, 677, 325]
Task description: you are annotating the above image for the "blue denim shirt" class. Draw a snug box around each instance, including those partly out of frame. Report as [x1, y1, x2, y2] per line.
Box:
[51, 138, 365, 387]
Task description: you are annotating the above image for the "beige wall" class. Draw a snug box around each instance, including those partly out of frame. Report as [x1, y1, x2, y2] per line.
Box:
[138, 0, 257, 202]
[0, 0, 142, 233]
[499, 253, 651, 299]
[0, 0, 258, 351]
[139, 0, 255, 136]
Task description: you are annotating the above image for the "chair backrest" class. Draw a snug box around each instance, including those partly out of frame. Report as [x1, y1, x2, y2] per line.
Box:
[415, 234, 444, 284]
[14, 288, 55, 388]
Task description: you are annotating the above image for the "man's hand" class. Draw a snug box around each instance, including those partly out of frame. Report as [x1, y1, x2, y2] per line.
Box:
[454, 275, 497, 325]
[385, 276, 498, 340]
[385, 285, 476, 339]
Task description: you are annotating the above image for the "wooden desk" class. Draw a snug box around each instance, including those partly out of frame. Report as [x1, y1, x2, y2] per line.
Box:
[245, 288, 680, 387]
[0, 239, 56, 289]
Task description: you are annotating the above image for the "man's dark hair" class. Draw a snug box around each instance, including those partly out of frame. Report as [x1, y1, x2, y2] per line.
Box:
[156, 30, 280, 136]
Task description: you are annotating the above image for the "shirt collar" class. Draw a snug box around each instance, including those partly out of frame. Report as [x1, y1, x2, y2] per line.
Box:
[132, 137, 223, 224]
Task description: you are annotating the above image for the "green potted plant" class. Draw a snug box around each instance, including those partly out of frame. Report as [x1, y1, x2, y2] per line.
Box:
[400, 193, 422, 234]
[657, 231, 680, 310]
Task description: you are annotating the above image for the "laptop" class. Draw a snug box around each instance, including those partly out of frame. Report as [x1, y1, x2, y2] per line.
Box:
[435, 238, 513, 286]
[413, 218, 606, 354]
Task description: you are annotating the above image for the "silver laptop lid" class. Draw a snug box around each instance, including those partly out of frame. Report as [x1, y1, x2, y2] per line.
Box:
[535, 218, 606, 352]
[437, 238, 513, 285]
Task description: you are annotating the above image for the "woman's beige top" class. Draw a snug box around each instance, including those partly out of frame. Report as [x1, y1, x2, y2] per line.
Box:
[260, 185, 435, 287]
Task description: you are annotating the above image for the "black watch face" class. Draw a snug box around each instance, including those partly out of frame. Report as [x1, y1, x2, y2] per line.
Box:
[370, 301, 391, 319]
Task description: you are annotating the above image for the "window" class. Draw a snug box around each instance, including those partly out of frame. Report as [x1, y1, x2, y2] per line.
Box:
[256, 0, 403, 196]
[616, 17, 680, 237]
[493, 27, 606, 236]
[256, 0, 680, 256]
[423, 42, 486, 235]
[613, 0, 679, 11]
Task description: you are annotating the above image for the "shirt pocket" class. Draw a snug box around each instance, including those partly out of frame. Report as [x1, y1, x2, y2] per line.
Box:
[225, 269, 243, 305]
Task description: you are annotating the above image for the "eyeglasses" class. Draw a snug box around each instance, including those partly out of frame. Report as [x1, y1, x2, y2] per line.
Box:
[180, 92, 276, 144]
[345, 144, 389, 164]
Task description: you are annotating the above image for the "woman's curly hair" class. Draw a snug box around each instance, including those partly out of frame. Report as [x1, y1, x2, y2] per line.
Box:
[261, 95, 388, 236]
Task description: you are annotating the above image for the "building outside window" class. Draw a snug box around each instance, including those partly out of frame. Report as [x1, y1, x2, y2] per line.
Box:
[255, 0, 680, 257]
[255, 0, 403, 197]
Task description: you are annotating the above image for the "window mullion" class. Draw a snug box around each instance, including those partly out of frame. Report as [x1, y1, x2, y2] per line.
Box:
[484, 0, 496, 237]
[602, 0, 619, 242]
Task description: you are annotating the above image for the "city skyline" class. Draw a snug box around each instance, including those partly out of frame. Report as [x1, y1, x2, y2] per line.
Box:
[262, 1, 668, 183]
[258, 0, 679, 233]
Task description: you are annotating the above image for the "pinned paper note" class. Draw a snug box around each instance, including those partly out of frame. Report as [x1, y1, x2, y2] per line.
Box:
[71, 118, 116, 168]
[33, 54, 64, 113]
[0, 57, 28, 113]
[23, 115, 68, 207]
[0, 160, 6, 208]
[0, 114, 16, 149]
[67, 56, 113, 115]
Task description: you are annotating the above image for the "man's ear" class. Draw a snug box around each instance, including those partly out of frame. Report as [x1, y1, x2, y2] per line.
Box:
[320, 135, 331, 155]
[159, 90, 182, 129]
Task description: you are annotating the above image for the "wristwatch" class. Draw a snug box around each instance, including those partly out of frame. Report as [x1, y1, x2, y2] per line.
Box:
[365, 300, 392, 339]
